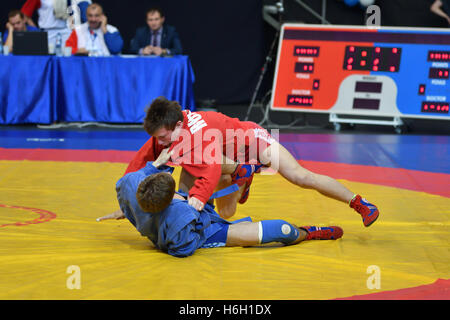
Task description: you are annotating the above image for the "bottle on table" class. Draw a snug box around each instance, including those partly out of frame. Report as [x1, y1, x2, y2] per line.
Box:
[55, 32, 63, 56]
[0, 32, 3, 55]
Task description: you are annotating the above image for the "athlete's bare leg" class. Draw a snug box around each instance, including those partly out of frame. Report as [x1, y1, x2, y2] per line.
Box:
[178, 157, 245, 218]
[178, 167, 196, 194]
[214, 174, 245, 219]
[260, 141, 354, 203]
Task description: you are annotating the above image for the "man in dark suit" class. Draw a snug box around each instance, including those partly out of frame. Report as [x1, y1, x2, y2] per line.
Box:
[130, 7, 183, 56]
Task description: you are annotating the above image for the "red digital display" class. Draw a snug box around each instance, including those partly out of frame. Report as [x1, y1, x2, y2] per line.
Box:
[353, 98, 380, 110]
[343, 46, 401, 72]
[421, 102, 449, 114]
[428, 51, 450, 62]
[429, 68, 449, 79]
[295, 62, 314, 73]
[287, 95, 313, 106]
[312, 79, 320, 90]
[294, 46, 320, 57]
[355, 81, 382, 93]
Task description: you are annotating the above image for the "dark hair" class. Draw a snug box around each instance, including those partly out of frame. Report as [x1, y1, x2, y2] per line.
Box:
[136, 172, 175, 213]
[87, 3, 104, 13]
[146, 7, 164, 18]
[143, 96, 184, 135]
[8, 10, 24, 19]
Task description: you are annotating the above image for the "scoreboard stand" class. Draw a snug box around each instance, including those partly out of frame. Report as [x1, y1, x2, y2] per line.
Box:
[329, 113, 405, 133]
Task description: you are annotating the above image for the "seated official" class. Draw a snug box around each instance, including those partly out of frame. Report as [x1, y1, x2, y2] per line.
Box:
[130, 7, 182, 56]
[65, 3, 123, 56]
[3, 10, 39, 53]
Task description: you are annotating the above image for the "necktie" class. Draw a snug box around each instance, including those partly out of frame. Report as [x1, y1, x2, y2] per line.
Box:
[152, 31, 158, 47]
[90, 30, 97, 47]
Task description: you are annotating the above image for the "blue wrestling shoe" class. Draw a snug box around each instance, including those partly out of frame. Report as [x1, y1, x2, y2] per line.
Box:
[300, 226, 343, 240]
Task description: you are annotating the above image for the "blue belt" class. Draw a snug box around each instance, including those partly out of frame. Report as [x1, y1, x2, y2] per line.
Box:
[176, 183, 239, 200]
[210, 184, 239, 199]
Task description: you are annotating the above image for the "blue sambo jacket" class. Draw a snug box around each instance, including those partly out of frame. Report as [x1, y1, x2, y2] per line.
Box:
[116, 162, 236, 257]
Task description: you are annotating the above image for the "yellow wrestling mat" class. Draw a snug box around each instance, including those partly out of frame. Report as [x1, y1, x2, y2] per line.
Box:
[0, 160, 448, 300]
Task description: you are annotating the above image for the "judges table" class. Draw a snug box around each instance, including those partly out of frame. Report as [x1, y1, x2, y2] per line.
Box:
[0, 55, 195, 124]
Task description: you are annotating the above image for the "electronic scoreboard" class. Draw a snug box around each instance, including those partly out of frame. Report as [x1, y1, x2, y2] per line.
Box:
[271, 24, 450, 121]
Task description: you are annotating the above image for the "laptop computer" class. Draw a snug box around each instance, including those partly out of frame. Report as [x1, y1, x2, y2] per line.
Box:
[13, 31, 49, 55]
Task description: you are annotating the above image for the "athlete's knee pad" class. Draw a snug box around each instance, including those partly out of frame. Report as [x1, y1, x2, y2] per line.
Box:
[258, 220, 299, 245]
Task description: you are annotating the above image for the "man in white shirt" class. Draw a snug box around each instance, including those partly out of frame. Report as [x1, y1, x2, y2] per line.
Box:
[65, 3, 124, 56]
[21, 0, 91, 47]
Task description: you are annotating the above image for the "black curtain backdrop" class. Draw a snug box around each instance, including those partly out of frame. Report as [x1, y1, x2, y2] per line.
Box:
[280, 0, 365, 24]
[1, 0, 448, 106]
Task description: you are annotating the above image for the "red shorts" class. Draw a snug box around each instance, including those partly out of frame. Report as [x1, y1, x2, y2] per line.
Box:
[235, 122, 276, 164]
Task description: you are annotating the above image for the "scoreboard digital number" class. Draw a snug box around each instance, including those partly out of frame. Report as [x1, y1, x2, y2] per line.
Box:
[271, 24, 450, 120]
[343, 46, 401, 72]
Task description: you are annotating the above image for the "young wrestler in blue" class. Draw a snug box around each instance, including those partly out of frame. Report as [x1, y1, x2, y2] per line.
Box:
[98, 152, 343, 257]
[115, 161, 237, 256]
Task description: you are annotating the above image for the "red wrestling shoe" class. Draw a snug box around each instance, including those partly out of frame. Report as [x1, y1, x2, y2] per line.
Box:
[350, 195, 380, 227]
[238, 175, 253, 204]
[231, 164, 262, 185]
[300, 226, 344, 240]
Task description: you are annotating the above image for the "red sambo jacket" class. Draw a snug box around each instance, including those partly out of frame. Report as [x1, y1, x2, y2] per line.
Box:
[124, 110, 262, 205]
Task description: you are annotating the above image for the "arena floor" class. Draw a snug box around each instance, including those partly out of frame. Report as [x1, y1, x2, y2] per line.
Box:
[0, 126, 448, 300]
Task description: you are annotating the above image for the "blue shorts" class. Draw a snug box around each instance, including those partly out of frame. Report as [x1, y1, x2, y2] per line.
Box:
[201, 223, 230, 248]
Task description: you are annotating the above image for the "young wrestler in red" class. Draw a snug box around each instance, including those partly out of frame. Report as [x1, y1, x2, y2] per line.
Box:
[124, 97, 380, 227]
[125, 103, 267, 208]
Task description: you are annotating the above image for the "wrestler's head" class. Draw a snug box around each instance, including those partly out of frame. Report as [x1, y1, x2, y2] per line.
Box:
[136, 172, 176, 213]
[144, 97, 184, 147]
